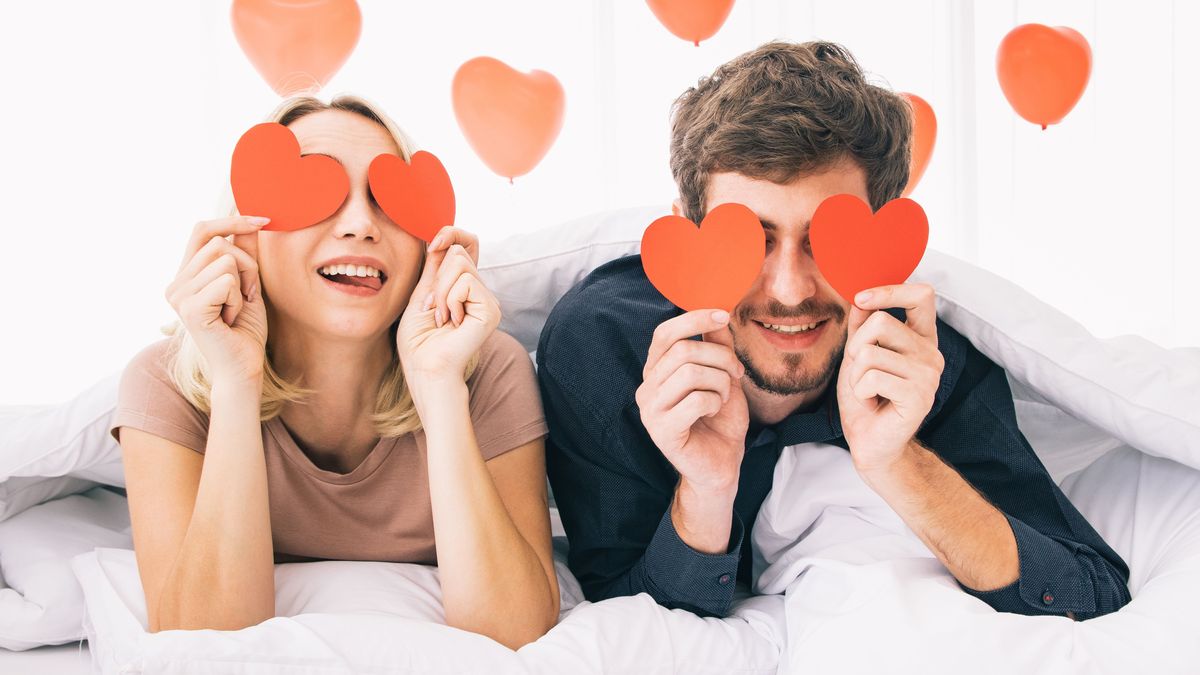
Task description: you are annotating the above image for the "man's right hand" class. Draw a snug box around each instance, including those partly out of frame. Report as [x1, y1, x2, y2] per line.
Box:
[635, 309, 749, 553]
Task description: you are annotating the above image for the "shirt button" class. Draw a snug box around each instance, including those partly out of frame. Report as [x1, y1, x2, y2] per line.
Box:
[717, 573, 732, 585]
[1042, 590, 1055, 605]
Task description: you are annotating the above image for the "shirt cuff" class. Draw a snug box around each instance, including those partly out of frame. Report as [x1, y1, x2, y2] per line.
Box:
[641, 507, 743, 617]
[960, 513, 1097, 617]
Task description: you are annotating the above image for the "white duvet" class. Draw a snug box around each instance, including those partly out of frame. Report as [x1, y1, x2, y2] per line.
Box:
[0, 207, 1197, 673]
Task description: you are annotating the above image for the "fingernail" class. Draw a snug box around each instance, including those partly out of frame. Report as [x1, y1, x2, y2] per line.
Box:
[250, 216, 270, 226]
[856, 291, 873, 305]
[428, 236, 441, 250]
[421, 293, 433, 311]
[711, 310, 729, 324]
[436, 308, 445, 327]
[249, 283, 258, 302]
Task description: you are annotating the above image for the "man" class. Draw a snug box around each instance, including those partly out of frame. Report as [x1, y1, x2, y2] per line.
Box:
[537, 41, 1131, 620]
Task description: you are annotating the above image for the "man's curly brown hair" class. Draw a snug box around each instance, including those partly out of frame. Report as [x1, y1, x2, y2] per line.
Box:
[669, 40, 913, 223]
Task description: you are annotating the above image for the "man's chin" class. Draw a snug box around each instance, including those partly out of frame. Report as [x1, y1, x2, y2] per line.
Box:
[735, 343, 842, 398]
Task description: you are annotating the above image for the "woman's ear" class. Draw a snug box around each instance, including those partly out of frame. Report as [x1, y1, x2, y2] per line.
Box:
[671, 198, 685, 218]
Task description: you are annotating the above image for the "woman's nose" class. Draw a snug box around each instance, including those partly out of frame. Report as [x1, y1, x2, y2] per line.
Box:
[332, 191, 382, 241]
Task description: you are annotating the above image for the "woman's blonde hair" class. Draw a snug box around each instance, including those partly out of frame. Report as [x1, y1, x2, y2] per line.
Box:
[164, 94, 477, 437]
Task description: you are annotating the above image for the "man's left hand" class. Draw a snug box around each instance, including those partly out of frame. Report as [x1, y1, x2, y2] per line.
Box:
[836, 282, 945, 478]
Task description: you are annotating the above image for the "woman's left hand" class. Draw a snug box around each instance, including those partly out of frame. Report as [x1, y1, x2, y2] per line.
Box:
[397, 226, 499, 387]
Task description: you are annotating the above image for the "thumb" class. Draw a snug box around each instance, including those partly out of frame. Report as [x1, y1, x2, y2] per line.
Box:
[701, 321, 735, 349]
[846, 303, 871, 340]
[232, 231, 260, 298]
[409, 247, 444, 306]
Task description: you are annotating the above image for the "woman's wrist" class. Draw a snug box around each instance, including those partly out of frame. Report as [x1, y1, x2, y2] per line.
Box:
[209, 374, 264, 406]
[407, 372, 469, 423]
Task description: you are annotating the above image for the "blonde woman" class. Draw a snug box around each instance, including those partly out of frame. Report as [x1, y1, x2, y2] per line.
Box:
[110, 95, 559, 648]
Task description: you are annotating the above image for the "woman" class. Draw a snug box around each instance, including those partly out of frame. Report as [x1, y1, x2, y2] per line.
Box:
[110, 95, 559, 649]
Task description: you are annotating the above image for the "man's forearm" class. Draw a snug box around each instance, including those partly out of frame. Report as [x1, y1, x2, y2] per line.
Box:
[860, 439, 1020, 591]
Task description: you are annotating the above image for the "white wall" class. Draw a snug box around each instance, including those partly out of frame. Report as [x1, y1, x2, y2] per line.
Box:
[1, 0, 1195, 404]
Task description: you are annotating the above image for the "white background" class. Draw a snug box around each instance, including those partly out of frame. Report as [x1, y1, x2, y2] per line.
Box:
[0, 0, 1196, 404]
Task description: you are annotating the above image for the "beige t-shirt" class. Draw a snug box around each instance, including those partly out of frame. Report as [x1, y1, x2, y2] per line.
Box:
[109, 330, 548, 565]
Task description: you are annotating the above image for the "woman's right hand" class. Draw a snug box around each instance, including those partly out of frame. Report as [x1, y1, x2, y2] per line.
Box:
[166, 216, 270, 385]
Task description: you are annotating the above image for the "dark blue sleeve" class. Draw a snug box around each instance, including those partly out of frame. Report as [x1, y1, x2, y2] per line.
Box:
[538, 356, 744, 618]
[917, 338, 1132, 619]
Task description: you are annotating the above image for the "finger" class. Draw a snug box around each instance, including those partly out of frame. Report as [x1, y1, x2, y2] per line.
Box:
[427, 226, 480, 265]
[176, 238, 259, 298]
[181, 273, 239, 330]
[172, 254, 241, 309]
[647, 338, 743, 385]
[850, 310, 922, 357]
[854, 283, 938, 341]
[844, 343, 913, 385]
[231, 231, 261, 294]
[852, 368, 913, 407]
[432, 245, 476, 327]
[654, 363, 734, 410]
[219, 272, 244, 327]
[846, 303, 871, 341]
[182, 216, 269, 267]
[445, 270, 489, 327]
[409, 246, 444, 311]
[664, 390, 725, 429]
[646, 309, 731, 372]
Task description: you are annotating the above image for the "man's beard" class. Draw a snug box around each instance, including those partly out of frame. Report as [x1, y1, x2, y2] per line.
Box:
[734, 339, 843, 396]
[731, 297, 846, 397]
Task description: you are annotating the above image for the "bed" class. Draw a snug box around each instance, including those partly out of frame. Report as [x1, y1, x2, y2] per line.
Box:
[1, 206, 1197, 674]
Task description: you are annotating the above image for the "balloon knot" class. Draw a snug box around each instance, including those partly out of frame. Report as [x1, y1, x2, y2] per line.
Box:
[1041, 124, 1047, 131]
[694, 41, 700, 47]
[509, 177, 514, 186]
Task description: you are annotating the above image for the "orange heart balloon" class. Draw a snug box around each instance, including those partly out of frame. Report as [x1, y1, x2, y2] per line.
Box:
[900, 93, 936, 197]
[645, 0, 736, 46]
[230, 0, 361, 96]
[452, 57, 565, 182]
[996, 24, 1092, 129]
[810, 195, 928, 305]
[641, 203, 765, 312]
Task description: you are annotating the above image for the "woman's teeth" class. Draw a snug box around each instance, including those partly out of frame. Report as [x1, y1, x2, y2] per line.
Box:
[761, 320, 822, 334]
[319, 264, 381, 278]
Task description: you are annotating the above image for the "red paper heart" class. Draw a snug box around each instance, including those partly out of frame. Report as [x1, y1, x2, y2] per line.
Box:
[367, 151, 456, 243]
[230, 123, 349, 232]
[641, 203, 765, 312]
[809, 194, 929, 304]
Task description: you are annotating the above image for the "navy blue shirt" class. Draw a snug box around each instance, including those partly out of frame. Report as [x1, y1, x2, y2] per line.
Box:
[537, 254, 1131, 619]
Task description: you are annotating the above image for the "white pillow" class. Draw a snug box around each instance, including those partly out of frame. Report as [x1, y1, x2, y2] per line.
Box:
[480, 205, 663, 352]
[0, 486, 130, 651]
[0, 371, 124, 487]
[0, 475, 100, 523]
[912, 250, 1200, 472]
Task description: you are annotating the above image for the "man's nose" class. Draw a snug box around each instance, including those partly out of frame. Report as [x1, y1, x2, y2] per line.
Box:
[762, 243, 819, 307]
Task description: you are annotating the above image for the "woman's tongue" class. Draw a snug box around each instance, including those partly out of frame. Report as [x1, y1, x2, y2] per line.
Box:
[327, 273, 382, 291]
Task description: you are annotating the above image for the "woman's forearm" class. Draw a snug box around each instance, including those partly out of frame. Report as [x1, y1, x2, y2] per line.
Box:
[415, 379, 557, 650]
[155, 377, 275, 631]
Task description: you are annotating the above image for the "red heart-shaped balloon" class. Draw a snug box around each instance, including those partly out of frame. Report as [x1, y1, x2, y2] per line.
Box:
[231, 122, 349, 232]
[810, 194, 929, 304]
[641, 203, 765, 312]
[367, 151, 456, 243]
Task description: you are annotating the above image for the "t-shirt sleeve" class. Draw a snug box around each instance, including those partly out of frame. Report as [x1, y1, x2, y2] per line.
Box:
[109, 339, 209, 454]
[467, 330, 549, 461]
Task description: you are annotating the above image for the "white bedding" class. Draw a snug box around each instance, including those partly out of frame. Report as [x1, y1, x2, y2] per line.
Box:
[1, 206, 1197, 673]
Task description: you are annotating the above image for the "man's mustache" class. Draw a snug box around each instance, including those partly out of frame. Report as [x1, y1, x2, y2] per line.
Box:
[733, 298, 846, 326]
